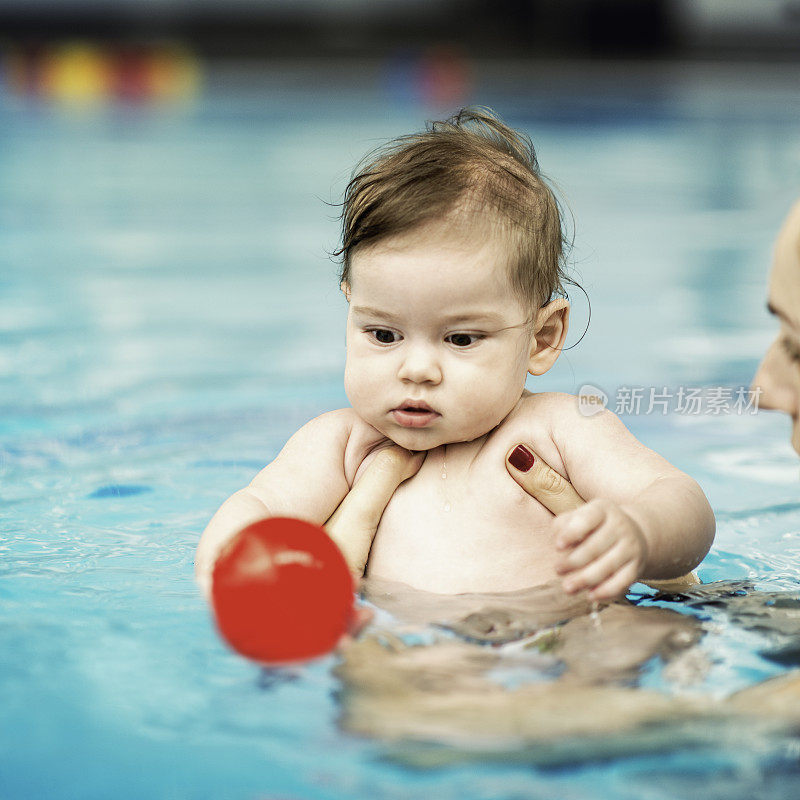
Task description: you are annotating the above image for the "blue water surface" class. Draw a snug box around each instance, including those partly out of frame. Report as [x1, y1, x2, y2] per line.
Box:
[3, 60, 800, 799]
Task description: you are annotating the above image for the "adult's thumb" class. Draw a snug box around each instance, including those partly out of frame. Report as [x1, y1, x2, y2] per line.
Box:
[505, 444, 585, 516]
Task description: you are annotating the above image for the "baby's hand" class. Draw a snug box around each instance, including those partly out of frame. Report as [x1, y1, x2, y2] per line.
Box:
[505, 443, 648, 601]
[553, 499, 648, 601]
[506, 443, 700, 601]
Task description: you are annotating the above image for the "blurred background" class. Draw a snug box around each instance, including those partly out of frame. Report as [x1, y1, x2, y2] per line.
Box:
[4, 4, 800, 800]
[2, 1, 800, 107]
[2, 1, 800, 60]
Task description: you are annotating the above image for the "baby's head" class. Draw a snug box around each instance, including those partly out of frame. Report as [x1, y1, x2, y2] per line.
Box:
[336, 107, 572, 450]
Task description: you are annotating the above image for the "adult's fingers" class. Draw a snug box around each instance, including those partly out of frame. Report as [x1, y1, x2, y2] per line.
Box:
[326, 446, 425, 576]
[505, 443, 585, 515]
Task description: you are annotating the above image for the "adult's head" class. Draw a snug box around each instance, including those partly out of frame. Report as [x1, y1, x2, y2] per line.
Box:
[753, 200, 800, 453]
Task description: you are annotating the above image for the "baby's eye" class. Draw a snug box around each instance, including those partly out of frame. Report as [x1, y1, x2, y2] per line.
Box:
[367, 328, 400, 345]
[446, 333, 483, 348]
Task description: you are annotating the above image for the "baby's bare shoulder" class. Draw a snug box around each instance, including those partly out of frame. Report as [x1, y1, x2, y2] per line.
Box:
[254, 407, 389, 504]
[477, 392, 578, 475]
[334, 410, 394, 486]
[275, 408, 382, 473]
[513, 391, 624, 430]
[490, 392, 629, 477]
[507, 391, 664, 482]
[516, 390, 574, 409]
[298, 407, 388, 440]
[505, 391, 584, 431]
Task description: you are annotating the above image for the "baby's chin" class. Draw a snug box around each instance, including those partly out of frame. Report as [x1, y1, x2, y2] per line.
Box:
[387, 435, 449, 452]
[382, 424, 495, 452]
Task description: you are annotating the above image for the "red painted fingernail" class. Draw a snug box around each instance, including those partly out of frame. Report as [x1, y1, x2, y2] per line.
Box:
[508, 445, 535, 472]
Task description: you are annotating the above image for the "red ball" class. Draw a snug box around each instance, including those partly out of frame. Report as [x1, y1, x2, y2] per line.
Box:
[211, 517, 354, 664]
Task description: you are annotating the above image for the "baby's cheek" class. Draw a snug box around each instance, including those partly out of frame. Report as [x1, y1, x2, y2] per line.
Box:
[479, 385, 521, 426]
[342, 366, 362, 410]
[343, 362, 379, 418]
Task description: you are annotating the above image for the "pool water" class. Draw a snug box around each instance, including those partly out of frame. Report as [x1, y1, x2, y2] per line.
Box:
[3, 60, 800, 798]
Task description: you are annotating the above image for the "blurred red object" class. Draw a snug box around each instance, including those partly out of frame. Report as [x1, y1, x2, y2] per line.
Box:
[211, 517, 355, 665]
[419, 45, 471, 109]
[384, 44, 471, 110]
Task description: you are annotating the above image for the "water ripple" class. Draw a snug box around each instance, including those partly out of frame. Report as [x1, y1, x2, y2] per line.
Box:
[88, 484, 152, 499]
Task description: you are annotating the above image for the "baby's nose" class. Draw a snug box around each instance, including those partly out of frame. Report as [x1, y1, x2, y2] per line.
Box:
[397, 343, 443, 384]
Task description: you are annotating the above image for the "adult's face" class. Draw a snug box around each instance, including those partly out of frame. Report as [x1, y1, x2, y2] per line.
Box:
[753, 201, 800, 454]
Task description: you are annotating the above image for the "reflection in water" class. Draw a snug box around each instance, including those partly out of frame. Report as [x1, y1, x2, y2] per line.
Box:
[653, 581, 800, 667]
[335, 578, 800, 765]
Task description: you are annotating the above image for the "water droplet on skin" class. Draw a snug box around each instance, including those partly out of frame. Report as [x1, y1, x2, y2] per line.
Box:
[441, 446, 450, 509]
[590, 600, 601, 629]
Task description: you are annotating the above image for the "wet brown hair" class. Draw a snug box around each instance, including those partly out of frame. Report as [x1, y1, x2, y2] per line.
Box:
[334, 106, 570, 310]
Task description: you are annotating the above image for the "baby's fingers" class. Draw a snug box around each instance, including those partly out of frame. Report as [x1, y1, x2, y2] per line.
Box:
[587, 561, 640, 601]
[561, 541, 630, 595]
[556, 524, 616, 574]
[554, 501, 608, 551]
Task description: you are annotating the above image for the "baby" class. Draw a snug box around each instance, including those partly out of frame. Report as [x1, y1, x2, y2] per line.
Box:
[196, 108, 715, 601]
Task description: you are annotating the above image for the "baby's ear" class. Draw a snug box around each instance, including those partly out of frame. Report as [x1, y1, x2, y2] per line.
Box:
[527, 299, 570, 376]
[340, 281, 351, 302]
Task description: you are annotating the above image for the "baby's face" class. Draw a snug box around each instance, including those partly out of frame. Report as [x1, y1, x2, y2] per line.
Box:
[343, 218, 537, 451]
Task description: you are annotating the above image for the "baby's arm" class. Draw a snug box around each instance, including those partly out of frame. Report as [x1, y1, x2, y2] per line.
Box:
[537, 395, 715, 599]
[196, 409, 369, 597]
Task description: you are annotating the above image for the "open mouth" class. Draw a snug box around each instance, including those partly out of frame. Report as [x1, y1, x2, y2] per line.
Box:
[391, 403, 440, 428]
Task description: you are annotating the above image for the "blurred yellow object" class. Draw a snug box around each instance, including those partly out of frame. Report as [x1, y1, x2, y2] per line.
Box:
[42, 43, 112, 106]
[3, 41, 201, 107]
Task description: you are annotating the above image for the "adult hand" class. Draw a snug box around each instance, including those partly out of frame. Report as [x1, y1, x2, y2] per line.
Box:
[325, 445, 425, 580]
[325, 444, 424, 643]
[505, 444, 699, 600]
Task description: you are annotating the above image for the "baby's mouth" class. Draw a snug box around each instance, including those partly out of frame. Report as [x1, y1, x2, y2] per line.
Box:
[391, 402, 440, 428]
[394, 401, 437, 414]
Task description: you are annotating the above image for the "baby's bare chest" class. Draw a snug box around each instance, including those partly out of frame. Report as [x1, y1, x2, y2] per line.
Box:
[365, 444, 560, 594]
